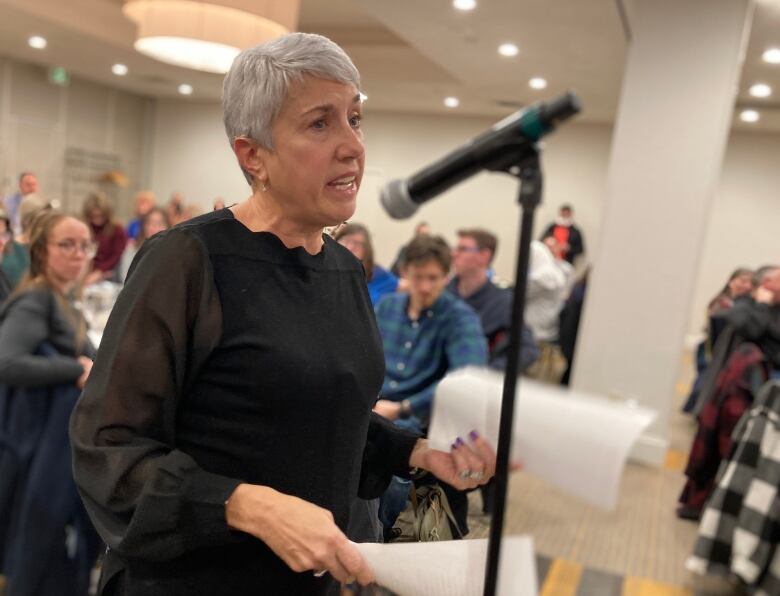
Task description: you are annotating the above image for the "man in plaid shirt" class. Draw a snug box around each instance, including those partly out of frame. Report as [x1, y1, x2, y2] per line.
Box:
[373, 235, 488, 430]
[373, 234, 488, 535]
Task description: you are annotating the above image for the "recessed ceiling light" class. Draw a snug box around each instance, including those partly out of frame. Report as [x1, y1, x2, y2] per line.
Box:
[749, 83, 772, 98]
[529, 77, 547, 90]
[178, 83, 194, 96]
[740, 109, 759, 123]
[28, 36, 47, 50]
[112, 63, 129, 76]
[498, 43, 519, 57]
[453, 0, 477, 10]
[444, 96, 460, 108]
[762, 48, 780, 64]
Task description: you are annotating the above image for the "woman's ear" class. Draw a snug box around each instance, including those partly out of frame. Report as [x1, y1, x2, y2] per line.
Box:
[233, 138, 268, 185]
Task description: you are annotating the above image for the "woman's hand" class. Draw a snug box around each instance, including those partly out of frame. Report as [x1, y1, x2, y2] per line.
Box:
[76, 356, 93, 389]
[373, 399, 401, 421]
[225, 484, 374, 586]
[408, 432, 498, 490]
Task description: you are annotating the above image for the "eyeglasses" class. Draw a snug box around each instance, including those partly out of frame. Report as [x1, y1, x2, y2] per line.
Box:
[51, 240, 97, 258]
[452, 245, 481, 254]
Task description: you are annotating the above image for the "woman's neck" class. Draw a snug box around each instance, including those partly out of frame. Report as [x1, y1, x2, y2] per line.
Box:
[230, 193, 325, 255]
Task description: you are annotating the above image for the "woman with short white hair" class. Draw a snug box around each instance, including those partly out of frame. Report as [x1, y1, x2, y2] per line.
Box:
[71, 33, 496, 595]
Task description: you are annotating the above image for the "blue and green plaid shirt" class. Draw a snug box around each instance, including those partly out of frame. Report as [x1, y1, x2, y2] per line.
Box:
[374, 290, 488, 424]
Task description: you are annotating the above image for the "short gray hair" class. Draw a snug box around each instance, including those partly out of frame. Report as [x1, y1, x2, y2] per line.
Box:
[222, 33, 361, 185]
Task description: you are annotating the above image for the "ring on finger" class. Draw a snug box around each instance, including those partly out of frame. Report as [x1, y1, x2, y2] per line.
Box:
[471, 470, 485, 481]
[313, 570, 327, 578]
[459, 469, 473, 480]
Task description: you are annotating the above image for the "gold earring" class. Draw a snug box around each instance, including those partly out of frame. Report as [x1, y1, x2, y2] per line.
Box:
[260, 181, 268, 192]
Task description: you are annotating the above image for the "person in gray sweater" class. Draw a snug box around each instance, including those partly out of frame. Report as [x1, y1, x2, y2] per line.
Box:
[0, 210, 95, 388]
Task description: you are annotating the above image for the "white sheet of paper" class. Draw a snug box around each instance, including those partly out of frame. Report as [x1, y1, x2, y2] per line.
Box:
[354, 536, 537, 596]
[427, 367, 656, 509]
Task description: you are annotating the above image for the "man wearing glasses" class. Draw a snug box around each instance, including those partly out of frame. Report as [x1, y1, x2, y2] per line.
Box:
[448, 229, 538, 373]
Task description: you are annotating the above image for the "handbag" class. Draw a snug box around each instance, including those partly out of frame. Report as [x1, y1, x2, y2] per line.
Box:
[391, 482, 462, 542]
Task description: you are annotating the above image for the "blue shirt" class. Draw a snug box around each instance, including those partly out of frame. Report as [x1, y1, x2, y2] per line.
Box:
[3, 192, 23, 233]
[374, 290, 488, 423]
[367, 265, 398, 305]
[126, 218, 142, 241]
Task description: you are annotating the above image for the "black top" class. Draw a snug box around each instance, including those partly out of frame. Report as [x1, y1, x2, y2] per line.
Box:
[0, 286, 95, 386]
[70, 210, 419, 596]
[727, 296, 780, 369]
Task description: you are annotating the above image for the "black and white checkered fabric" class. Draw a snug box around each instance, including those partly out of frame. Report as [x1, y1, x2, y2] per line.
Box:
[687, 381, 780, 596]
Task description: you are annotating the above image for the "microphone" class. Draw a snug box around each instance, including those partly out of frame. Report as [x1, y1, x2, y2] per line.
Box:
[380, 91, 581, 219]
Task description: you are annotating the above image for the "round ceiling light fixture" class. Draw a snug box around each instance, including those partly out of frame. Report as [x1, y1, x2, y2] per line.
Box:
[123, 0, 300, 74]
[739, 109, 759, 123]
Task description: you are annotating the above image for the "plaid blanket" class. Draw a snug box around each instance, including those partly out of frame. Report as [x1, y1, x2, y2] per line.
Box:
[687, 381, 780, 595]
[679, 343, 768, 514]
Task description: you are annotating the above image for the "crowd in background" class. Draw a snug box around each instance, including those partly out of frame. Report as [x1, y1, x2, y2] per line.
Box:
[4, 165, 776, 594]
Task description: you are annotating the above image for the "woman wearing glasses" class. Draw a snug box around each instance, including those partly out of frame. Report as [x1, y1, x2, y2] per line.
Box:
[0, 210, 99, 595]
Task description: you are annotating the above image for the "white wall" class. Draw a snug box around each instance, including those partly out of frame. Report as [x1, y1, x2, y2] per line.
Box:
[147, 98, 780, 336]
[689, 129, 780, 335]
[0, 56, 153, 220]
[150, 99, 613, 280]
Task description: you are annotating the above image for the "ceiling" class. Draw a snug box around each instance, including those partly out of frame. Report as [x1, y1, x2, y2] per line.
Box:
[0, 0, 778, 131]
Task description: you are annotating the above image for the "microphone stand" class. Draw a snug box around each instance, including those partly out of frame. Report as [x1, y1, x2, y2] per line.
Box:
[482, 147, 542, 596]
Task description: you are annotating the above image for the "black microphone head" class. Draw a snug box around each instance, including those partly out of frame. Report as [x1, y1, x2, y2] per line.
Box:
[540, 91, 582, 126]
[380, 179, 419, 220]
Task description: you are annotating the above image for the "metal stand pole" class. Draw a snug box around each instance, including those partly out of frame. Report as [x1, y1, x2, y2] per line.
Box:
[483, 150, 543, 596]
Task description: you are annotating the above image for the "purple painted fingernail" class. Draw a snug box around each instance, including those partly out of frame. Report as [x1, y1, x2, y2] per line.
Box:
[455, 437, 465, 447]
[469, 430, 480, 441]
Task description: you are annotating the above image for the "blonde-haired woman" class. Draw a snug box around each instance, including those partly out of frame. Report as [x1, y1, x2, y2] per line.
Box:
[0, 210, 99, 595]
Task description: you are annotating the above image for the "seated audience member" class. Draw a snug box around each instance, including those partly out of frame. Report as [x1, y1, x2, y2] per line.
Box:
[125, 191, 156, 241]
[540, 203, 585, 264]
[0, 210, 99, 595]
[525, 240, 569, 382]
[542, 234, 575, 296]
[2, 194, 49, 288]
[0, 211, 13, 301]
[3, 171, 37, 234]
[448, 228, 538, 372]
[447, 228, 538, 514]
[118, 207, 171, 282]
[682, 268, 754, 412]
[334, 223, 398, 305]
[390, 221, 431, 276]
[726, 265, 780, 375]
[526, 240, 568, 343]
[374, 235, 488, 535]
[166, 192, 186, 226]
[709, 268, 754, 315]
[82, 192, 128, 285]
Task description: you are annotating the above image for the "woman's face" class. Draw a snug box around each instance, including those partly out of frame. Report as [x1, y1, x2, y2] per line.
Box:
[259, 76, 365, 229]
[729, 273, 753, 297]
[88, 208, 107, 227]
[144, 212, 168, 239]
[46, 217, 92, 286]
[338, 232, 367, 261]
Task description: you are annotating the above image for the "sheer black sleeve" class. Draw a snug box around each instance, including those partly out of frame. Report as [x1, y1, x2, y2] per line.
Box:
[357, 413, 421, 499]
[70, 229, 243, 562]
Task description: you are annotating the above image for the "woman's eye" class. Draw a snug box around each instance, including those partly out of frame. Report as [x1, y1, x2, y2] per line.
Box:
[350, 114, 362, 128]
[311, 119, 326, 130]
